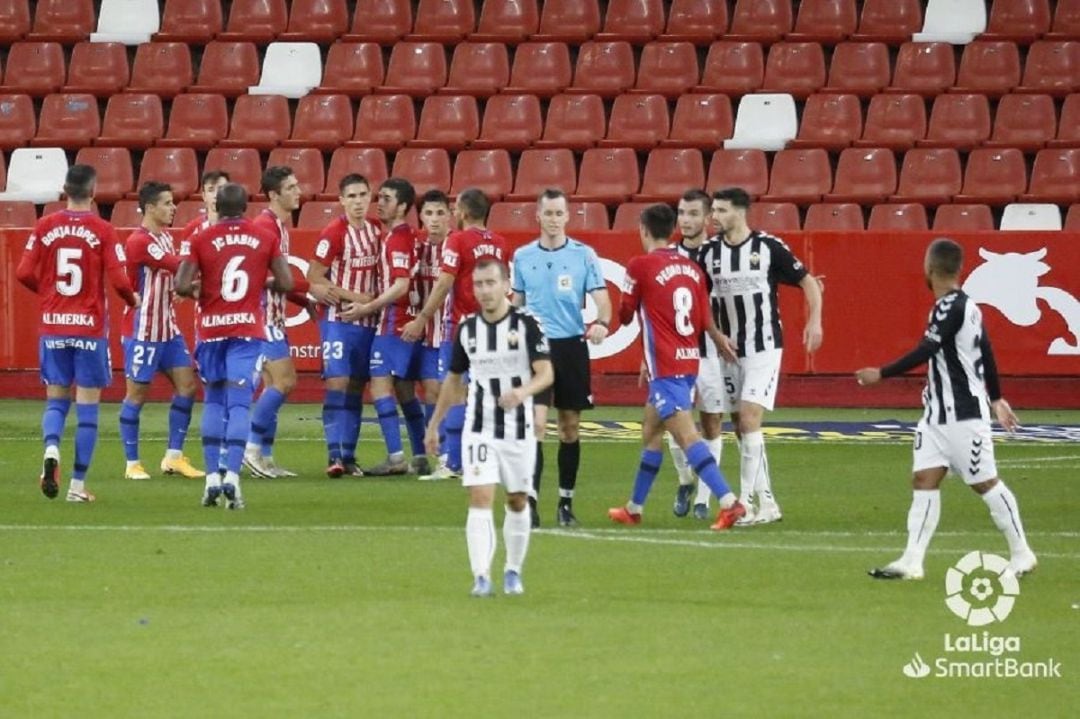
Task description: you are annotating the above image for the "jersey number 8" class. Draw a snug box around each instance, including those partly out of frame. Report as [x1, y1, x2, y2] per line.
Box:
[673, 286, 694, 336]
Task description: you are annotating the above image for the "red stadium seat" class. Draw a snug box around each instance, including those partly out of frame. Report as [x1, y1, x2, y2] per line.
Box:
[600, 94, 670, 150]
[158, 93, 229, 150]
[954, 148, 1028, 205]
[285, 94, 353, 151]
[826, 147, 898, 203]
[596, 0, 665, 44]
[504, 42, 573, 97]
[1016, 40, 1079, 96]
[1065, 204, 1080, 230]
[761, 42, 827, 98]
[127, 42, 193, 98]
[488, 202, 540, 232]
[661, 0, 729, 44]
[348, 94, 416, 149]
[135, 148, 199, 200]
[392, 148, 452, 194]
[108, 200, 142, 228]
[29, 0, 93, 43]
[661, 93, 734, 149]
[97, 93, 163, 149]
[933, 204, 995, 231]
[534, 0, 601, 43]
[73, 147, 133, 203]
[762, 148, 832, 204]
[0, 0, 30, 43]
[410, 95, 480, 150]
[267, 147, 325, 199]
[218, 0, 287, 43]
[31, 93, 99, 149]
[0, 93, 36, 149]
[172, 200, 208, 228]
[981, 0, 1051, 43]
[297, 201, 342, 229]
[204, 148, 263, 196]
[986, 93, 1056, 151]
[471, 0, 539, 43]
[441, 42, 510, 97]
[155, 0, 223, 44]
[191, 41, 261, 97]
[472, 94, 543, 151]
[822, 42, 891, 97]
[344, 0, 411, 43]
[573, 148, 640, 204]
[888, 42, 957, 96]
[747, 202, 801, 232]
[803, 202, 864, 230]
[1021, 148, 1080, 203]
[788, 93, 862, 151]
[788, 0, 858, 43]
[316, 42, 384, 96]
[324, 147, 389, 198]
[852, 0, 923, 44]
[919, 94, 991, 150]
[279, 0, 349, 43]
[535, 93, 606, 151]
[612, 202, 653, 230]
[409, 0, 476, 43]
[634, 149, 705, 202]
[1047, 0, 1080, 39]
[507, 148, 578, 200]
[64, 42, 129, 96]
[378, 42, 448, 97]
[1049, 93, 1080, 148]
[632, 42, 700, 98]
[0, 201, 38, 227]
[727, 0, 793, 43]
[450, 149, 513, 199]
[855, 94, 927, 151]
[952, 41, 1021, 96]
[568, 41, 636, 97]
[891, 148, 962, 205]
[868, 203, 929, 230]
[707, 149, 769, 197]
[0, 42, 65, 96]
[694, 41, 764, 95]
[219, 94, 291, 150]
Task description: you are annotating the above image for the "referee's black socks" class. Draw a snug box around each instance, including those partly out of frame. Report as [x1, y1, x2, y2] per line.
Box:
[557, 440, 581, 506]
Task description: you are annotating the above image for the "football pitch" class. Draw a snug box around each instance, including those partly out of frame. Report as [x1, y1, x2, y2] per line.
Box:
[1, 399, 1077, 718]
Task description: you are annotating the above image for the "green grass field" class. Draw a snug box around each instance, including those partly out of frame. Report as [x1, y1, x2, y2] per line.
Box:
[1, 399, 1077, 718]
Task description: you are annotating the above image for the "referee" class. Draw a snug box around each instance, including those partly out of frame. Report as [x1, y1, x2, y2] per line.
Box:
[511, 188, 612, 527]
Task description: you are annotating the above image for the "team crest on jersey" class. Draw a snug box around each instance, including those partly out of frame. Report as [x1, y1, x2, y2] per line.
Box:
[507, 330, 519, 349]
[749, 252, 761, 269]
[466, 336, 477, 353]
[558, 274, 572, 290]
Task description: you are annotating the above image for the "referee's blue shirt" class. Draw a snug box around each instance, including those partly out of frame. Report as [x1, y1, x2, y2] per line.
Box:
[511, 238, 606, 340]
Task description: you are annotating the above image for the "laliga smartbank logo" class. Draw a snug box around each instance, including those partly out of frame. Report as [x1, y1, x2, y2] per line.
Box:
[901, 552, 1061, 680]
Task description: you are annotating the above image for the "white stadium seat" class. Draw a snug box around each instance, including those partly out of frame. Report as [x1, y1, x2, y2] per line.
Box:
[724, 93, 797, 151]
[913, 0, 987, 44]
[0, 148, 69, 203]
[999, 203, 1063, 230]
[90, 0, 161, 45]
[249, 42, 323, 99]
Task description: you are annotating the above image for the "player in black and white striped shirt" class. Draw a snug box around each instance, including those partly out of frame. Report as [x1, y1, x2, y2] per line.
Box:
[425, 259, 553, 597]
[857, 238, 1036, 581]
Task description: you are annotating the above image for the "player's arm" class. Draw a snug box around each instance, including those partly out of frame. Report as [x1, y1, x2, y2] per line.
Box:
[798, 272, 824, 353]
[617, 259, 641, 327]
[104, 230, 139, 307]
[509, 254, 526, 308]
[15, 231, 41, 292]
[269, 255, 294, 294]
[499, 315, 554, 409]
[584, 251, 613, 343]
[343, 276, 409, 321]
[175, 259, 197, 297]
[856, 297, 960, 385]
[402, 271, 453, 341]
[700, 281, 737, 362]
[979, 330, 1018, 432]
[425, 324, 471, 453]
[132, 235, 182, 274]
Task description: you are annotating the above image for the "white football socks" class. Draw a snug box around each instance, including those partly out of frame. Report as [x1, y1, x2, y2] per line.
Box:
[667, 432, 694, 486]
[900, 489, 941, 569]
[466, 507, 496, 579]
[741, 431, 768, 503]
[981, 482, 1031, 557]
[503, 506, 531, 574]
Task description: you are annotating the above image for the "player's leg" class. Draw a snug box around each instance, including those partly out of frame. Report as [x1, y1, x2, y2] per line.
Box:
[342, 326, 374, 475]
[245, 329, 296, 477]
[500, 438, 535, 595]
[365, 335, 408, 475]
[528, 396, 550, 527]
[608, 401, 664, 524]
[66, 339, 112, 502]
[195, 341, 226, 506]
[692, 356, 726, 518]
[436, 339, 466, 479]
[261, 356, 297, 476]
[667, 409, 744, 529]
[668, 427, 695, 516]
[118, 338, 151, 479]
[221, 340, 261, 509]
[395, 350, 430, 472]
[463, 434, 498, 597]
[555, 409, 582, 526]
[38, 338, 74, 499]
[323, 374, 350, 477]
[694, 411, 723, 519]
[160, 337, 203, 478]
[552, 338, 592, 526]
[414, 350, 441, 476]
[737, 350, 782, 523]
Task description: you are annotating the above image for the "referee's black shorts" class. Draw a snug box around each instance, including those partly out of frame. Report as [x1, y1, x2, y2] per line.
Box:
[536, 336, 594, 411]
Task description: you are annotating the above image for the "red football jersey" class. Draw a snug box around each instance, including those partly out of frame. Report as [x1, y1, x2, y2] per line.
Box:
[250, 209, 290, 330]
[439, 226, 509, 339]
[122, 227, 182, 342]
[415, 235, 444, 347]
[16, 209, 136, 337]
[376, 222, 419, 337]
[620, 247, 711, 379]
[312, 214, 381, 327]
[181, 218, 282, 341]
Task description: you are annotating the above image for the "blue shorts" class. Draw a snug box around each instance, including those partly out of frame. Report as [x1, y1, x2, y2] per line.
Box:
[419, 346, 440, 381]
[438, 339, 469, 383]
[39, 335, 112, 388]
[261, 325, 291, 363]
[648, 376, 696, 420]
[195, 338, 263, 386]
[123, 336, 192, 383]
[370, 333, 421, 380]
[321, 321, 374, 381]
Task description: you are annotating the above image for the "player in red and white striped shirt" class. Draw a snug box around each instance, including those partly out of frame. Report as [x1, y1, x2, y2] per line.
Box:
[118, 182, 203, 482]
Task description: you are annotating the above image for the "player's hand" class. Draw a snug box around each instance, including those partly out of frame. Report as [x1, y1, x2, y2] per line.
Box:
[992, 398, 1020, 433]
[401, 317, 426, 342]
[309, 283, 336, 305]
[815, 275, 826, 295]
[712, 332, 738, 363]
[498, 388, 527, 410]
[131, 292, 142, 309]
[637, 360, 650, 387]
[423, 427, 440, 457]
[855, 367, 881, 386]
[306, 301, 320, 325]
[585, 323, 609, 345]
[804, 321, 823, 353]
[338, 302, 364, 322]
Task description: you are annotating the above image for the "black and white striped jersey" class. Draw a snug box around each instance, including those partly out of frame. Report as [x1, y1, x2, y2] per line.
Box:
[696, 231, 809, 358]
[450, 306, 550, 440]
[883, 289, 999, 425]
[673, 240, 717, 359]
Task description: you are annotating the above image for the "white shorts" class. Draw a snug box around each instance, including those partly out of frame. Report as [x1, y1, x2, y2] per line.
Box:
[720, 349, 782, 412]
[694, 355, 725, 414]
[912, 419, 998, 485]
[462, 434, 536, 494]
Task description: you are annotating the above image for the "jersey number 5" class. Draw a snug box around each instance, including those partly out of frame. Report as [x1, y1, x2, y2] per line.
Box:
[673, 286, 694, 336]
[56, 247, 84, 296]
[221, 256, 250, 302]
